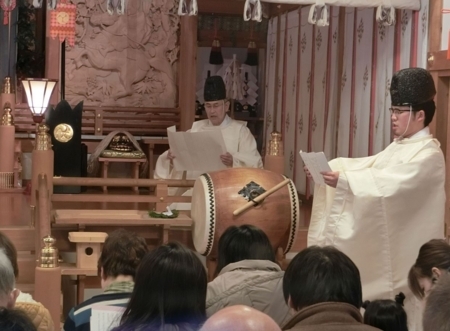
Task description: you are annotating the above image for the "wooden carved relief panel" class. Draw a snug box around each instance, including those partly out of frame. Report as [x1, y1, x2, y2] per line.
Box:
[65, 0, 179, 107]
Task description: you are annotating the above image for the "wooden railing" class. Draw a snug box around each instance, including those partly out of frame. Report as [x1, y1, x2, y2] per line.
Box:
[14, 105, 180, 136]
[34, 174, 196, 327]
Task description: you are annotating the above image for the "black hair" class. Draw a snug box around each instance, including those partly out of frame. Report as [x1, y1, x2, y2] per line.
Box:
[0, 232, 19, 278]
[408, 239, 450, 299]
[114, 242, 207, 330]
[0, 308, 37, 331]
[363, 292, 408, 331]
[283, 245, 362, 310]
[423, 272, 450, 331]
[98, 229, 148, 280]
[412, 100, 435, 127]
[215, 225, 276, 275]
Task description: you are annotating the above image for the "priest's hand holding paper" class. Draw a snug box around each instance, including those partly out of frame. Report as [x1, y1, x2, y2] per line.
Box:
[300, 151, 334, 186]
[166, 150, 176, 163]
[304, 166, 312, 179]
[220, 152, 233, 167]
[320, 171, 339, 188]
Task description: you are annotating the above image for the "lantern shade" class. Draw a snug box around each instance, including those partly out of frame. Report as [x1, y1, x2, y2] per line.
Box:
[21, 79, 58, 117]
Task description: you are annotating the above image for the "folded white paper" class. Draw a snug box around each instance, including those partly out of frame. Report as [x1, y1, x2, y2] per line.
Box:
[90, 305, 125, 331]
[299, 151, 332, 185]
[168, 129, 228, 172]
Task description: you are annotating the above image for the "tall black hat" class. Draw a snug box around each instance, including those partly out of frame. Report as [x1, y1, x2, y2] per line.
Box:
[390, 68, 436, 106]
[204, 76, 227, 102]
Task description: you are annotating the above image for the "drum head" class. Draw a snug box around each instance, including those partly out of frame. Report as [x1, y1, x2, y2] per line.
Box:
[284, 177, 300, 254]
[191, 174, 215, 255]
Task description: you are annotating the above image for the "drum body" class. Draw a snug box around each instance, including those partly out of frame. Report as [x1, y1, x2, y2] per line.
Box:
[191, 168, 300, 256]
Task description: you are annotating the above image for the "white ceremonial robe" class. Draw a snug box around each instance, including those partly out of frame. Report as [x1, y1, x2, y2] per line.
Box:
[154, 115, 263, 206]
[308, 127, 445, 331]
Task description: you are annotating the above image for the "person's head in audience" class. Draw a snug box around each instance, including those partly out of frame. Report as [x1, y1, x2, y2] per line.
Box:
[0, 250, 18, 309]
[0, 307, 37, 331]
[283, 245, 362, 311]
[215, 224, 276, 275]
[423, 272, 450, 331]
[98, 229, 148, 289]
[408, 239, 450, 299]
[0, 232, 19, 279]
[114, 242, 207, 331]
[200, 305, 281, 331]
[363, 292, 408, 331]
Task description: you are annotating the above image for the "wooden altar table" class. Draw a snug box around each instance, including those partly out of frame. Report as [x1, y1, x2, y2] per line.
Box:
[98, 157, 147, 192]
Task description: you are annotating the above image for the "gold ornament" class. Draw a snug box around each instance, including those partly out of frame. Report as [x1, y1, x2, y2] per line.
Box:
[1, 102, 14, 126]
[56, 11, 70, 24]
[267, 131, 283, 156]
[54, 123, 74, 143]
[39, 235, 59, 268]
[35, 124, 52, 151]
[108, 133, 135, 152]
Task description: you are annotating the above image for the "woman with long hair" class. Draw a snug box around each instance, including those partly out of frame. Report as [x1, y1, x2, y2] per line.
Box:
[113, 242, 207, 331]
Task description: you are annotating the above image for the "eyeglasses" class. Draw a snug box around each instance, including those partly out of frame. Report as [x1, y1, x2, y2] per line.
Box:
[389, 108, 411, 116]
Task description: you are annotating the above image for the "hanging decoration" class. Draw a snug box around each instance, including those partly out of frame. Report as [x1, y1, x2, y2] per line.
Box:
[209, 19, 224, 65]
[177, 0, 197, 16]
[376, 5, 396, 26]
[240, 67, 258, 115]
[255, 0, 419, 9]
[49, 2, 76, 46]
[243, 0, 262, 22]
[308, 1, 329, 26]
[0, 0, 16, 25]
[245, 0, 420, 22]
[32, 0, 42, 8]
[245, 23, 258, 66]
[220, 55, 244, 102]
[107, 0, 125, 15]
[33, 0, 57, 11]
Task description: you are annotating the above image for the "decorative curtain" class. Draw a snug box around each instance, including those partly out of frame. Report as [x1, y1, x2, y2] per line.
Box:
[265, 2, 429, 196]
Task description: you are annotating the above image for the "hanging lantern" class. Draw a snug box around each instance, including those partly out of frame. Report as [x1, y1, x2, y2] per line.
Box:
[0, 0, 16, 25]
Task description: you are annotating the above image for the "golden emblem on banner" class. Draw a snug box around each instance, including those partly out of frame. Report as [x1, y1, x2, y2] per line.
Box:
[54, 123, 74, 143]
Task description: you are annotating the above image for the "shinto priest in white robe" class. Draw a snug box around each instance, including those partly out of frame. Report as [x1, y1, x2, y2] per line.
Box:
[308, 127, 445, 330]
[154, 115, 263, 206]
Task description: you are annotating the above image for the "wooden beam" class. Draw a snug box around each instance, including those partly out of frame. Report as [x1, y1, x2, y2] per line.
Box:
[428, 0, 442, 53]
[269, 3, 301, 17]
[428, 50, 450, 71]
[198, 30, 267, 48]
[197, 0, 245, 16]
[178, 16, 198, 131]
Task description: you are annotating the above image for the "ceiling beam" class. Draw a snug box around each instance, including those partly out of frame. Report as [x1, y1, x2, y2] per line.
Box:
[197, 0, 301, 17]
[197, 0, 246, 16]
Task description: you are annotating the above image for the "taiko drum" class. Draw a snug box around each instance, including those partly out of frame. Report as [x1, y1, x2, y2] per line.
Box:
[191, 168, 300, 256]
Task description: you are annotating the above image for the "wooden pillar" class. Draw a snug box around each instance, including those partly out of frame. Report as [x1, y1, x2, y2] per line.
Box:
[428, 0, 450, 234]
[428, 0, 442, 54]
[178, 16, 197, 131]
[35, 267, 61, 327]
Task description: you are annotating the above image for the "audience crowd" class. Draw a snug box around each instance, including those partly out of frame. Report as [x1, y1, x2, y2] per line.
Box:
[0, 227, 449, 331]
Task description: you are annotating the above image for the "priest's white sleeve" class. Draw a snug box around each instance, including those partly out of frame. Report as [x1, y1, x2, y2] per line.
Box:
[154, 150, 173, 179]
[308, 140, 445, 306]
[232, 126, 263, 169]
